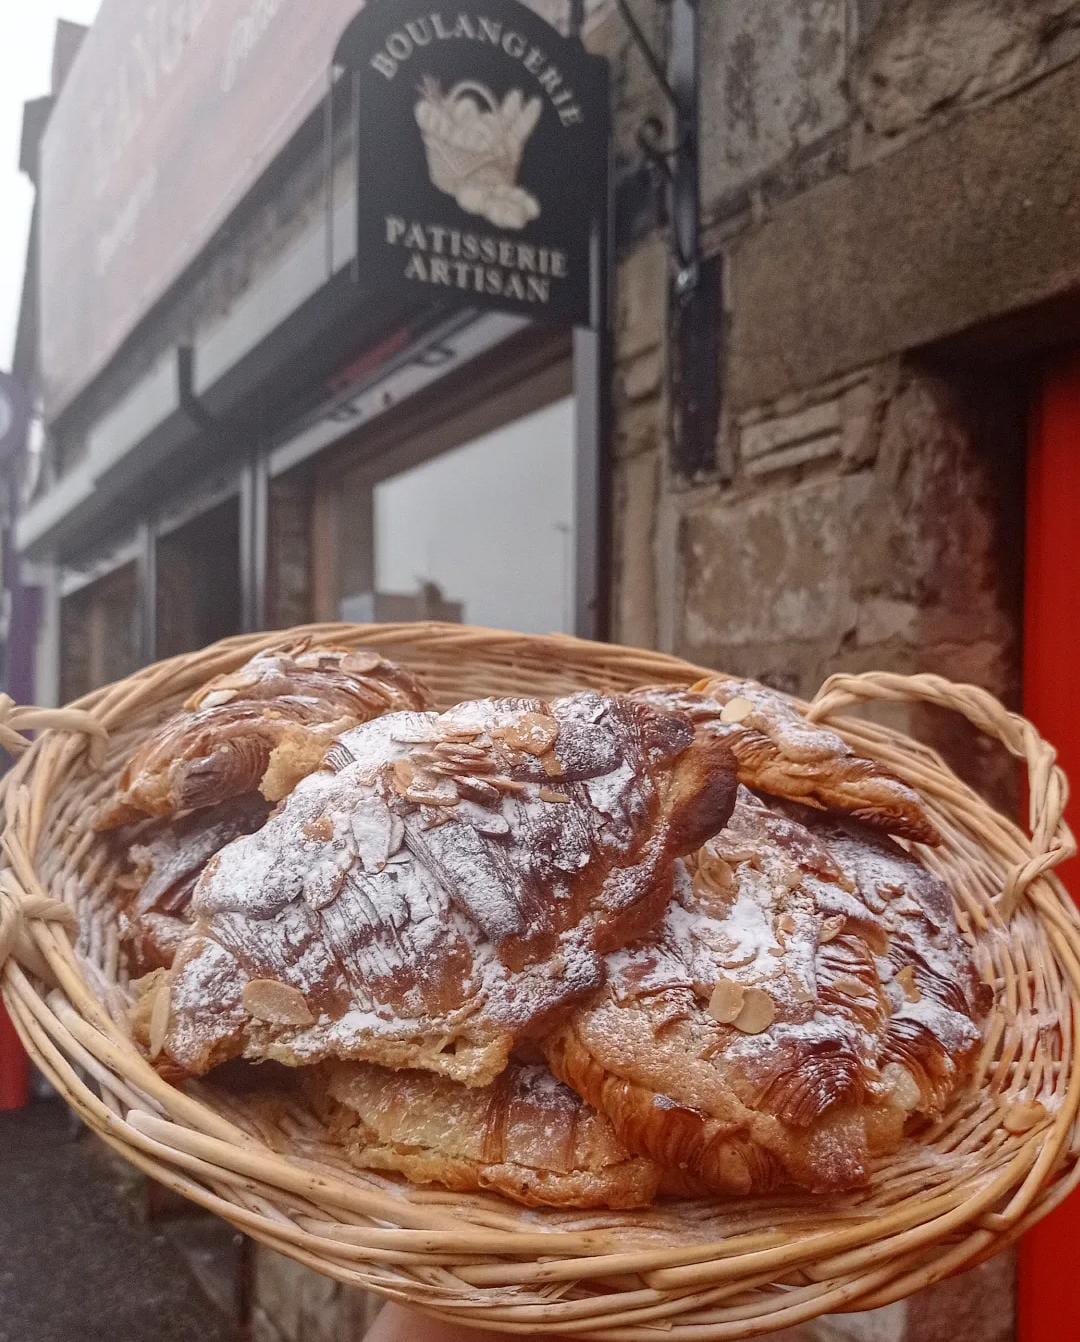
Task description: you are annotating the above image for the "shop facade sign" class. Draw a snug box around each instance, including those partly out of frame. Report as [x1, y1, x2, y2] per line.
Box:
[335, 2, 610, 327]
[38, 0, 385, 418]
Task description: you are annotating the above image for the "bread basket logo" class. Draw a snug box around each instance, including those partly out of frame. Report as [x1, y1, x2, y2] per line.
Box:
[415, 77, 541, 229]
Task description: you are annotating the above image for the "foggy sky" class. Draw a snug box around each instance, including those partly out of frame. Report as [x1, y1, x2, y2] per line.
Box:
[0, 2, 101, 372]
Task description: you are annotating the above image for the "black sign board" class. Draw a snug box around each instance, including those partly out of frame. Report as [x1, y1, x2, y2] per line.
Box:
[334, 2, 610, 327]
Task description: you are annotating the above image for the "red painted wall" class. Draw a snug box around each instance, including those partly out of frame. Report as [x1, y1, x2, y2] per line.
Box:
[0, 1003, 29, 1111]
[1019, 355, 1080, 1338]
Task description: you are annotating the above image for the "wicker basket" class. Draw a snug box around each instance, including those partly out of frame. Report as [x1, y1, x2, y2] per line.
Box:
[2, 622, 1079, 1340]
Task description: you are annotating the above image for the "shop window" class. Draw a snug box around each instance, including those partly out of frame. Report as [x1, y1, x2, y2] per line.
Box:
[59, 562, 139, 702]
[320, 395, 575, 634]
[155, 497, 242, 658]
[370, 398, 575, 633]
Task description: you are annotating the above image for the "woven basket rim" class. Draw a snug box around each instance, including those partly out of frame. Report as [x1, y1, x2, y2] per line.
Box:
[2, 620, 1078, 1340]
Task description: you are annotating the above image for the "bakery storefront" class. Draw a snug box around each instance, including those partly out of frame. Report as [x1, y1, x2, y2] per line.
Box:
[21, 0, 611, 707]
[14, 2, 1080, 1341]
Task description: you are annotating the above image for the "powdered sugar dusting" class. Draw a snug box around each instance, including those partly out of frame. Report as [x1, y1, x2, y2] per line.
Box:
[165, 690, 718, 1081]
[633, 680, 939, 845]
[100, 644, 429, 826]
[554, 787, 988, 1193]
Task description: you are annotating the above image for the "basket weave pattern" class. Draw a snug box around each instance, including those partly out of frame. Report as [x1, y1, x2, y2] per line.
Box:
[1, 623, 1078, 1340]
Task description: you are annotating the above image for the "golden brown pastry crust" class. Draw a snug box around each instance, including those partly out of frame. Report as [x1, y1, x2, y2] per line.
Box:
[545, 790, 985, 1195]
[97, 645, 428, 829]
[316, 1060, 665, 1208]
[116, 796, 272, 974]
[634, 679, 941, 846]
[155, 692, 738, 1082]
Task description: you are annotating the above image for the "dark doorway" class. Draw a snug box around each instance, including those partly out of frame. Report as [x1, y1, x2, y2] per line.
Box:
[155, 496, 242, 659]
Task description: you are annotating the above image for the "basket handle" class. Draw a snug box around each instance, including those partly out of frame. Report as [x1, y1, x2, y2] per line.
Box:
[446, 80, 500, 114]
[806, 671, 1075, 917]
[0, 882, 76, 978]
[0, 693, 109, 768]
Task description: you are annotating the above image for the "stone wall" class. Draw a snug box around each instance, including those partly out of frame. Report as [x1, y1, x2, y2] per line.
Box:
[604, 5, 1058, 1339]
[608, 0, 1041, 802]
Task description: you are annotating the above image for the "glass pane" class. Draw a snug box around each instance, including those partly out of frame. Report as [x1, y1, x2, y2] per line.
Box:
[369, 397, 575, 634]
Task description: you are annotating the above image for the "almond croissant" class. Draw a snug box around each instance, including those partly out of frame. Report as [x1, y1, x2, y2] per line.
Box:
[116, 795, 272, 974]
[545, 789, 985, 1195]
[634, 678, 940, 845]
[97, 645, 428, 829]
[152, 692, 738, 1082]
[316, 1060, 667, 1209]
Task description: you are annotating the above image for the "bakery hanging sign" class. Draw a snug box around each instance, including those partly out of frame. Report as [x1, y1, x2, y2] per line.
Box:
[333, 1, 610, 327]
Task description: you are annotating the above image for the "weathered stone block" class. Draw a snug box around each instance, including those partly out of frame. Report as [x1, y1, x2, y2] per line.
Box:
[681, 471, 869, 655]
[614, 396, 666, 462]
[838, 370, 891, 470]
[622, 346, 664, 403]
[613, 447, 661, 649]
[617, 238, 668, 361]
[702, 0, 849, 213]
[827, 1301, 908, 1342]
[854, 0, 1080, 140]
[905, 1252, 1016, 1342]
[675, 364, 1023, 807]
[740, 397, 843, 475]
[728, 54, 1080, 409]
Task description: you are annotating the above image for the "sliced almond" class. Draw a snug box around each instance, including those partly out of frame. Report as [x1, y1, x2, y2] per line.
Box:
[539, 787, 571, 804]
[694, 854, 735, 897]
[188, 672, 258, 709]
[820, 915, 845, 944]
[498, 712, 559, 757]
[895, 965, 922, 1003]
[882, 1062, 921, 1113]
[200, 688, 239, 708]
[243, 979, 315, 1026]
[541, 750, 566, 778]
[708, 977, 745, 1024]
[832, 973, 876, 1000]
[434, 740, 487, 762]
[777, 913, 796, 936]
[719, 696, 754, 724]
[455, 775, 502, 806]
[148, 981, 171, 1059]
[392, 760, 416, 794]
[406, 771, 460, 807]
[341, 648, 383, 674]
[436, 717, 483, 742]
[390, 718, 438, 745]
[733, 987, 775, 1035]
[1002, 1100, 1048, 1134]
[303, 816, 334, 843]
[718, 949, 757, 970]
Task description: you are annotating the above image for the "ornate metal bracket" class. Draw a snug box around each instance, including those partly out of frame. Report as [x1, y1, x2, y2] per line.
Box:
[615, 0, 717, 479]
[615, 0, 700, 293]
